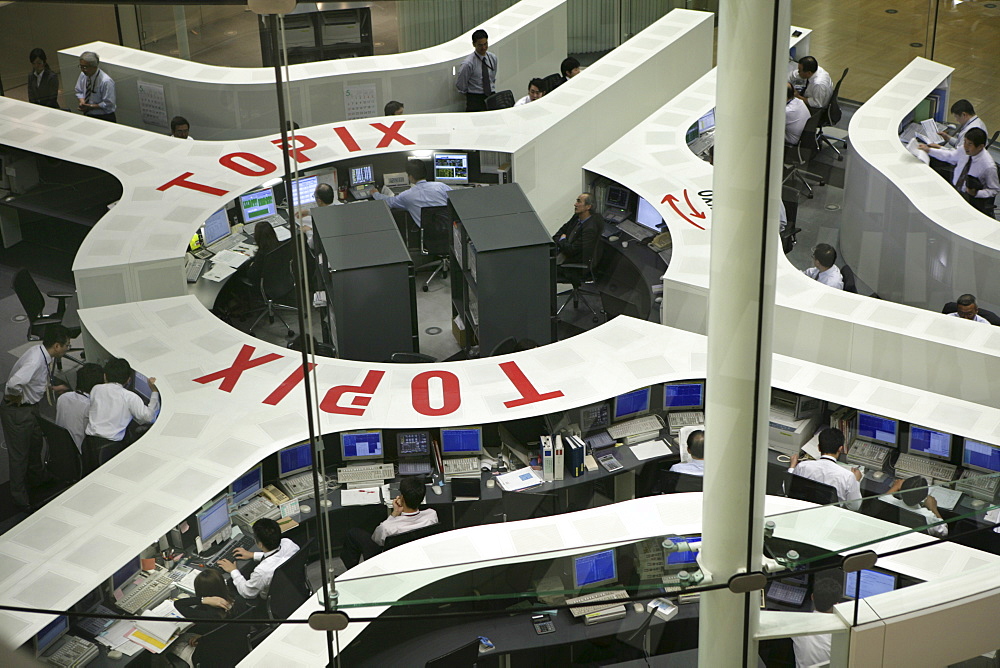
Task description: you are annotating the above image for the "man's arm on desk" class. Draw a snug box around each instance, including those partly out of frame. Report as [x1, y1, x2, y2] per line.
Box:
[219, 557, 265, 599]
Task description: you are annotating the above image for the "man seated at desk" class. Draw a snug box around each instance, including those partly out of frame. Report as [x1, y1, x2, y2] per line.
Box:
[84, 358, 159, 453]
[341, 477, 439, 569]
[791, 571, 843, 668]
[923, 99, 986, 152]
[553, 193, 601, 270]
[218, 517, 300, 601]
[373, 160, 450, 228]
[802, 243, 843, 290]
[884, 476, 949, 538]
[295, 183, 339, 248]
[785, 82, 811, 146]
[788, 56, 833, 111]
[670, 429, 705, 476]
[788, 428, 861, 510]
[919, 127, 999, 211]
[948, 293, 990, 324]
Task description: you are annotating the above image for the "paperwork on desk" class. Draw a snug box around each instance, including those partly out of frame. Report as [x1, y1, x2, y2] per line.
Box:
[496, 466, 544, 492]
[211, 249, 252, 268]
[929, 486, 962, 511]
[201, 263, 237, 282]
[128, 601, 191, 653]
[629, 439, 672, 461]
[341, 485, 390, 506]
[906, 138, 931, 164]
[275, 226, 291, 242]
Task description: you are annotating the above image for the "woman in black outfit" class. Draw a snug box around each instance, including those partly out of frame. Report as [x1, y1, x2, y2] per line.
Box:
[28, 48, 60, 108]
[170, 569, 248, 667]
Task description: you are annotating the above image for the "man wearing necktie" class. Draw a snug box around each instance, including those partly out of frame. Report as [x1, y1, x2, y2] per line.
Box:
[455, 29, 498, 112]
[920, 127, 999, 215]
[74, 51, 117, 122]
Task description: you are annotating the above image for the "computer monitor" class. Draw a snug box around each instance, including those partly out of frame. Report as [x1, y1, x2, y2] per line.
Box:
[856, 411, 899, 447]
[907, 425, 953, 461]
[685, 124, 699, 145]
[613, 387, 651, 421]
[962, 438, 1000, 474]
[580, 403, 611, 432]
[109, 556, 141, 595]
[290, 174, 319, 208]
[239, 187, 277, 225]
[131, 371, 153, 403]
[663, 382, 705, 411]
[440, 426, 483, 455]
[665, 536, 700, 567]
[341, 430, 384, 461]
[34, 615, 69, 657]
[573, 548, 617, 590]
[349, 164, 375, 187]
[202, 208, 231, 247]
[844, 569, 897, 599]
[397, 431, 430, 457]
[606, 185, 630, 209]
[196, 496, 231, 545]
[230, 465, 263, 506]
[279, 441, 314, 476]
[433, 152, 469, 184]
[635, 196, 663, 229]
[697, 108, 716, 134]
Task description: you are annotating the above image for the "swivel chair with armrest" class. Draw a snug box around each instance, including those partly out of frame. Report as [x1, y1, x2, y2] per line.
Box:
[13, 269, 84, 366]
[542, 72, 564, 93]
[485, 90, 515, 110]
[247, 242, 298, 338]
[265, 538, 313, 620]
[382, 522, 445, 551]
[783, 112, 825, 199]
[419, 206, 452, 292]
[556, 235, 605, 323]
[39, 416, 81, 484]
[785, 473, 839, 505]
[840, 263, 858, 294]
[817, 68, 849, 160]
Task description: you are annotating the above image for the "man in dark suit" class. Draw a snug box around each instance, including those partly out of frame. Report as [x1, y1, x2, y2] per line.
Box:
[553, 193, 600, 267]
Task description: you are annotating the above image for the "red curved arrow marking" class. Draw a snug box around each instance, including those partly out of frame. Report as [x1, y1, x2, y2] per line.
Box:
[661, 194, 706, 230]
[682, 189, 707, 219]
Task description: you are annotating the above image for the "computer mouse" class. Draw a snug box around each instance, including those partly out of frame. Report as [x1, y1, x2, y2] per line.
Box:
[970, 499, 987, 510]
[608, 236, 619, 242]
[319, 499, 333, 508]
[108, 650, 123, 660]
[298, 504, 311, 514]
[871, 471, 886, 481]
[431, 485, 443, 495]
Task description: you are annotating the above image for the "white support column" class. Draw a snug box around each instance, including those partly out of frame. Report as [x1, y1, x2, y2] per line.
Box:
[698, 1, 790, 666]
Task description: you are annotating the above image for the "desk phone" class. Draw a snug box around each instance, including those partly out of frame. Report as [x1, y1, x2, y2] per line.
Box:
[261, 485, 291, 505]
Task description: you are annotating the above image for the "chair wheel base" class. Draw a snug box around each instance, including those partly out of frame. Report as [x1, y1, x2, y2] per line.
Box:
[819, 181, 826, 186]
[422, 285, 429, 292]
[287, 330, 295, 338]
[806, 193, 814, 199]
[837, 156, 844, 161]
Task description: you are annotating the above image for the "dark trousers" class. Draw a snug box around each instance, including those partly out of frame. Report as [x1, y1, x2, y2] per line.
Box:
[0, 403, 44, 507]
[341, 528, 382, 569]
[465, 93, 488, 112]
[81, 434, 126, 475]
[89, 111, 117, 123]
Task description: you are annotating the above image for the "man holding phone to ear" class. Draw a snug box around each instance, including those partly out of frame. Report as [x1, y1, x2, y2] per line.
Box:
[340, 477, 439, 569]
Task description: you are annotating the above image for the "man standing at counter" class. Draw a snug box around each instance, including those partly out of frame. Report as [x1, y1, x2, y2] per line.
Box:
[788, 56, 832, 111]
[455, 29, 497, 112]
[74, 51, 116, 122]
[921, 128, 999, 212]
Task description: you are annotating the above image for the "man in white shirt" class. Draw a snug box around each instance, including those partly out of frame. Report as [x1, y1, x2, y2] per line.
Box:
[925, 99, 987, 151]
[169, 116, 194, 140]
[74, 51, 116, 122]
[295, 183, 340, 247]
[220, 518, 300, 600]
[785, 83, 811, 145]
[791, 573, 844, 668]
[85, 358, 159, 444]
[921, 128, 999, 206]
[802, 243, 844, 290]
[1, 325, 71, 509]
[56, 363, 105, 452]
[947, 293, 990, 324]
[670, 429, 705, 476]
[788, 56, 833, 110]
[514, 78, 547, 106]
[789, 427, 862, 510]
[884, 476, 949, 538]
[373, 160, 451, 227]
[341, 477, 440, 569]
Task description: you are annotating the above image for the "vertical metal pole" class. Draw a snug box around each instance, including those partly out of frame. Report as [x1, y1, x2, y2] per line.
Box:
[173, 6, 191, 61]
[698, 1, 790, 666]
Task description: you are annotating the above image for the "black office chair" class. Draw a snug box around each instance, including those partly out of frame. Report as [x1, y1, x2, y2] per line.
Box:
[187, 604, 257, 668]
[786, 473, 839, 505]
[840, 263, 858, 294]
[818, 68, 849, 160]
[12, 269, 84, 365]
[542, 72, 564, 94]
[39, 417, 81, 484]
[657, 470, 704, 494]
[556, 236, 605, 323]
[390, 352, 437, 363]
[382, 523, 445, 551]
[941, 301, 1000, 325]
[287, 333, 336, 357]
[783, 112, 825, 199]
[247, 242, 298, 338]
[868, 499, 940, 535]
[419, 205, 452, 292]
[81, 436, 129, 476]
[265, 538, 312, 620]
[485, 90, 515, 110]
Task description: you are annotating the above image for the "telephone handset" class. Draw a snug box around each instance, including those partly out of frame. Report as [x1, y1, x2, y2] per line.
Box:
[260, 485, 290, 505]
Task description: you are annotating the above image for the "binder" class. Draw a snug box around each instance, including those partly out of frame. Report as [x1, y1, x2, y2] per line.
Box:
[565, 433, 586, 477]
[553, 434, 565, 481]
[541, 435, 554, 481]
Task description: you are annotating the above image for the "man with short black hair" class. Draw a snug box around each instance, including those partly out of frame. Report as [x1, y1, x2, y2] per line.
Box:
[670, 429, 705, 476]
[921, 127, 999, 206]
[515, 78, 547, 106]
[791, 571, 845, 668]
[455, 28, 497, 112]
[561, 56, 581, 82]
[925, 99, 987, 151]
[341, 477, 440, 569]
[56, 362, 105, 451]
[220, 517, 300, 600]
[384, 100, 404, 116]
[788, 55, 832, 110]
[950, 294, 989, 323]
[373, 159, 451, 227]
[85, 357, 159, 444]
[803, 243, 843, 290]
[74, 51, 116, 122]
[789, 427, 861, 510]
[170, 116, 193, 140]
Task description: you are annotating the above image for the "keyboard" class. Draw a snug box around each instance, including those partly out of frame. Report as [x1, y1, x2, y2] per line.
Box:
[766, 581, 808, 607]
[185, 257, 206, 283]
[617, 219, 656, 242]
[208, 233, 248, 254]
[566, 587, 629, 617]
[607, 414, 664, 445]
[337, 462, 395, 485]
[689, 131, 715, 158]
[232, 496, 280, 531]
[117, 571, 174, 614]
[386, 184, 410, 196]
[399, 460, 432, 475]
[281, 471, 325, 500]
[205, 533, 257, 566]
[44, 635, 99, 667]
[846, 440, 891, 470]
[604, 211, 628, 225]
[955, 469, 1000, 502]
[893, 453, 957, 483]
[668, 411, 704, 434]
[443, 456, 480, 476]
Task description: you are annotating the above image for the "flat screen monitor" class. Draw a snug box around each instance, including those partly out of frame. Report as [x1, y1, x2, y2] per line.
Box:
[440, 426, 483, 455]
[580, 403, 610, 432]
[34, 615, 69, 657]
[230, 465, 263, 506]
[290, 174, 319, 207]
[665, 536, 700, 567]
[635, 196, 663, 229]
[573, 548, 617, 589]
[239, 187, 277, 225]
[196, 496, 230, 544]
[110, 556, 141, 593]
[341, 430, 384, 461]
[685, 124, 699, 145]
[433, 152, 469, 184]
[279, 441, 313, 476]
[856, 411, 898, 447]
[907, 425, 952, 461]
[962, 438, 1000, 473]
[606, 185, 630, 209]
[202, 208, 231, 246]
[663, 382, 705, 410]
[844, 569, 897, 599]
[131, 371, 153, 403]
[349, 164, 375, 186]
[397, 430, 430, 457]
[613, 387, 650, 421]
[697, 108, 716, 134]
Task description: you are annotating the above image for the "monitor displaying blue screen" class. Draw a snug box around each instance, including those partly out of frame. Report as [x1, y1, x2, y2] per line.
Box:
[963, 439, 1000, 473]
[350, 164, 375, 186]
[35, 615, 69, 656]
[290, 175, 319, 207]
[397, 431, 430, 456]
[231, 466, 263, 506]
[196, 496, 230, 544]
[573, 548, 617, 589]
[844, 569, 897, 599]
[131, 371, 152, 402]
[440, 427, 483, 455]
[341, 431, 384, 461]
[908, 426, 952, 460]
[664, 382, 705, 410]
[110, 557, 141, 592]
[665, 537, 700, 566]
[239, 187, 277, 224]
[697, 108, 716, 134]
[279, 441, 314, 475]
[636, 197, 663, 229]
[857, 412, 898, 447]
[433, 153, 469, 184]
[202, 209, 231, 246]
[614, 387, 650, 421]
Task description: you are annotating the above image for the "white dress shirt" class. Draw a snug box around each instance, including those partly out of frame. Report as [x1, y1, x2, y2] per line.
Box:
[5, 345, 52, 405]
[372, 508, 439, 546]
[373, 179, 451, 226]
[790, 455, 862, 510]
[947, 312, 988, 324]
[792, 628, 832, 668]
[56, 391, 91, 451]
[943, 115, 987, 149]
[789, 65, 833, 109]
[785, 96, 811, 145]
[803, 265, 844, 290]
[928, 146, 999, 199]
[669, 459, 705, 476]
[514, 95, 531, 106]
[454, 51, 497, 95]
[85, 382, 160, 441]
[230, 537, 300, 599]
[74, 68, 116, 115]
[882, 495, 948, 537]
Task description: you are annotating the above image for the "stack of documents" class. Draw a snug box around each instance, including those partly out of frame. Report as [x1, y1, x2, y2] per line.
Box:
[496, 466, 544, 492]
